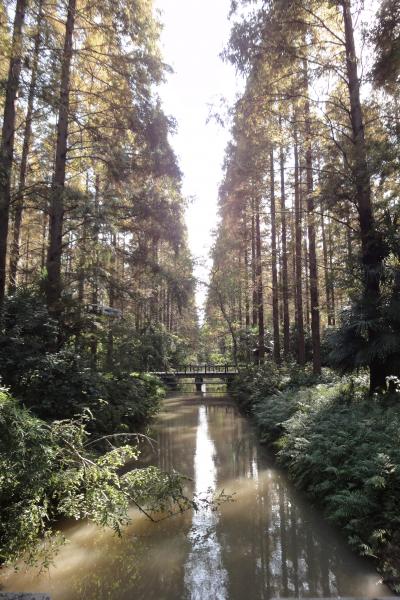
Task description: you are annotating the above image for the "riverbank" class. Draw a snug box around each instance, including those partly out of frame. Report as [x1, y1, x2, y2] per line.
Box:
[2, 393, 389, 599]
[229, 365, 400, 592]
[0, 379, 194, 567]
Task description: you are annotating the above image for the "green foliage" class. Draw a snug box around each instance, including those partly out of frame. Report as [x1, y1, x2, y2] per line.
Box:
[111, 320, 192, 372]
[229, 362, 280, 413]
[371, 0, 400, 89]
[232, 364, 400, 587]
[229, 361, 332, 414]
[0, 288, 58, 391]
[326, 273, 400, 380]
[20, 351, 163, 434]
[0, 289, 165, 436]
[0, 388, 191, 566]
[253, 388, 304, 445]
[278, 380, 400, 584]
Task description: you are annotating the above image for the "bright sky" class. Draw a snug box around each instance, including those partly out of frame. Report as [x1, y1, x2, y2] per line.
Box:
[154, 0, 241, 319]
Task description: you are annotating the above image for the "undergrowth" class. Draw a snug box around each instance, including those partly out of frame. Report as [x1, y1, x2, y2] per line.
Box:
[230, 366, 400, 591]
[0, 388, 193, 567]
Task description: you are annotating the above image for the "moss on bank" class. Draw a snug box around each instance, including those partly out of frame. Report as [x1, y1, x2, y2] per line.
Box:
[229, 366, 400, 591]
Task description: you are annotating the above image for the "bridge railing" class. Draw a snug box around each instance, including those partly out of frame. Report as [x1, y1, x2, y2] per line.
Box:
[170, 364, 238, 375]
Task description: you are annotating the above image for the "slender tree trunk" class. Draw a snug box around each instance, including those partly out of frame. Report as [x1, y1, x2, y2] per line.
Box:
[244, 214, 250, 330]
[251, 197, 258, 329]
[345, 201, 353, 264]
[328, 219, 336, 324]
[303, 221, 310, 329]
[150, 235, 159, 324]
[90, 176, 100, 367]
[294, 134, 306, 365]
[238, 249, 243, 327]
[280, 140, 290, 357]
[41, 212, 47, 269]
[106, 233, 116, 371]
[255, 194, 265, 363]
[24, 226, 30, 284]
[320, 208, 333, 325]
[304, 60, 321, 374]
[46, 0, 76, 312]
[342, 0, 385, 390]
[270, 148, 281, 363]
[0, 0, 27, 302]
[75, 178, 89, 351]
[8, 0, 44, 294]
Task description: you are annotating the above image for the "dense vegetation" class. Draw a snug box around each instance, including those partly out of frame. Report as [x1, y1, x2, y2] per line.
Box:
[0, 386, 194, 566]
[204, 0, 400, 588]
[1, 0, 400, 586]
[229, 367, 400, 588]
[0, 0, 199, 566]
[205, 0, 400, 393]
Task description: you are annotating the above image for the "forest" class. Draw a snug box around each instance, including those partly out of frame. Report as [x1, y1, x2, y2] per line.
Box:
[204, 0, 400, 587]
[1, 0, 400, 593]
[0, 0, 198, 567]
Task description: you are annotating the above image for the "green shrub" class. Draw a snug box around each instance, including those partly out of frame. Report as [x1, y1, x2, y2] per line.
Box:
[0, 388, 190, 566]
[253, 388, 307, 444]
[229, 362, 334, 415]
[0, 288, 58, 391]
[229, 362, 280, 412]
[231, 365, 400, 585]
[278, 381, 400, 584]
[21, 351, 164, 435]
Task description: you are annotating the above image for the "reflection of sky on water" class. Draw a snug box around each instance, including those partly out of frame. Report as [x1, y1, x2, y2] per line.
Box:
[184, 405, 228, 600]
[1, 395, 390, 600]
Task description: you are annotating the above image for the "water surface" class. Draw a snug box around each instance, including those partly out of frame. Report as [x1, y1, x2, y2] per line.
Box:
[1, 394, 389, 599]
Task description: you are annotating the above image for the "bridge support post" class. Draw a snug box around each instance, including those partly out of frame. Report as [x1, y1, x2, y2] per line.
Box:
[195, 376, 203, 392]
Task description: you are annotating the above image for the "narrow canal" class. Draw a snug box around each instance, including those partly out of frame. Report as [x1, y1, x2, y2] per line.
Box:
[2, 394, 390, 599]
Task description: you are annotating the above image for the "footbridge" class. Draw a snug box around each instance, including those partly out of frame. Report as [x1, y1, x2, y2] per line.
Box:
[152, 364, 238, 390]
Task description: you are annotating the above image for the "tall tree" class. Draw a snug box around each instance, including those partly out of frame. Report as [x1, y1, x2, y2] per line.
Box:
[0, 0, 27, 302]
[341, 0, 387, 390]
[45, 0, 76, 312]
[270, 147, 281, 363]
[8, 0, 44, 293]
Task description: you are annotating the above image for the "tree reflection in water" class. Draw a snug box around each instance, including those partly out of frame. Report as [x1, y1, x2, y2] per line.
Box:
[1, 395, 388, 600]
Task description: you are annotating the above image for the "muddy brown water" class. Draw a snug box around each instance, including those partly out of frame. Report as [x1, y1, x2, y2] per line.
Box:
[1, 394, 390, 599]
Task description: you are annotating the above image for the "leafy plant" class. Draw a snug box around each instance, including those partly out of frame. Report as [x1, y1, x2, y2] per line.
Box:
[232, 365, 400, 589]
[0, 388, 191, 566]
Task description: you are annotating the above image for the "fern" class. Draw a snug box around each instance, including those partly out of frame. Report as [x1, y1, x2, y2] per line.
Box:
[231, 366, 400, 587]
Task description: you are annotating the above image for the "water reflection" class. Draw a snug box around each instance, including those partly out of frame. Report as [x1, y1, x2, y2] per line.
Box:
[0, 395, 389, 599]
[184, 406, 228, 599]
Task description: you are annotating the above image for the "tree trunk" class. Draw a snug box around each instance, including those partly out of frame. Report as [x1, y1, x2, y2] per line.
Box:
[342, 0, 386, 391]
[294, 134, 306, 365]
[0, 0, 27, 302]
[251, 197, 258, 329]
[270, 147, 281, 363]
[304, 60, 321, 375]
[41, 212, 47, 269]
[90, 176, 100, 367]
[238, 249, 243, 327]
[106, 233, 117, 371]
[45, 0, 76, 312]
[243, 213, 250, 330]
[327, 218, 336, 324]
[280, 139, 290, 357]
[320, 208, 334, 325]
[8, 0, 44, 294]
[255, 194, 265, 363]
